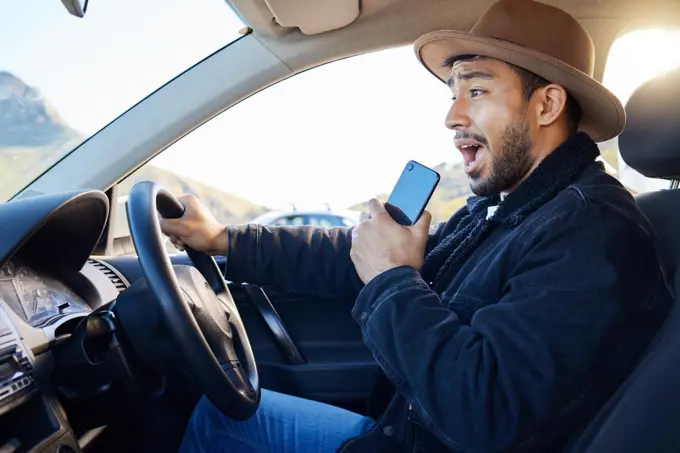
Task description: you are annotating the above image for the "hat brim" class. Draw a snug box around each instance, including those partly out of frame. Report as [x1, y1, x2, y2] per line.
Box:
[414, 30, 625, 143]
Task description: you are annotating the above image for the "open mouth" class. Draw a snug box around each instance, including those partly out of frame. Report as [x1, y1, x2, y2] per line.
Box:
[456, 141, 485, 175]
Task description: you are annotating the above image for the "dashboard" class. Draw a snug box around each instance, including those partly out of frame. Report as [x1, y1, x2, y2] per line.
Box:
[0, 260, 91, 328]
[0, 188, 224, 452]
[0, 190, 116, 453]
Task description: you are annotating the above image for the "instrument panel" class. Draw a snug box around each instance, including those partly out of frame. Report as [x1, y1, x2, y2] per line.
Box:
[0, 260, 91, 327]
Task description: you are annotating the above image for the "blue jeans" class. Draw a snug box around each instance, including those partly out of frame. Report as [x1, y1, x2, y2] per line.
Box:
[179, 389, 376, 453]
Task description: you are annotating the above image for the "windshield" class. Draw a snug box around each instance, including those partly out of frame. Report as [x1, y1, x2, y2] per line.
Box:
[0, 0, 244, 201]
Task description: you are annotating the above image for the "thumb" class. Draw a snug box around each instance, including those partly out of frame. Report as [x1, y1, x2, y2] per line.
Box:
[414, 210, 432, 237]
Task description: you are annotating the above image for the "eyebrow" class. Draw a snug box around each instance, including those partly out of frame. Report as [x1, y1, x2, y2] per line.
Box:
[446, 71, 495, 87]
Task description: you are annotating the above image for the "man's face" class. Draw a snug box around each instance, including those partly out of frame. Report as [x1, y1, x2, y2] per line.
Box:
[446, 57, 534, 196]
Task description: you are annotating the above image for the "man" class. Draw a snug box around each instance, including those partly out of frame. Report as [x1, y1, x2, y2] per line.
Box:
[162, 0, 671, 451]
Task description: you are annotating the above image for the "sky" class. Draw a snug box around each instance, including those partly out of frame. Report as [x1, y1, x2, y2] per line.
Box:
[1, 0, 243, 133]
[3, 1, 680, 208]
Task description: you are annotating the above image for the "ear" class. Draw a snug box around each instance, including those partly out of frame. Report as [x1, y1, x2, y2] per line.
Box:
[534, 84, 568, 128]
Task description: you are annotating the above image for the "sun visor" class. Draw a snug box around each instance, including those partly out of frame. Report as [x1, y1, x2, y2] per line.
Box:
[263, 0, 360, 35]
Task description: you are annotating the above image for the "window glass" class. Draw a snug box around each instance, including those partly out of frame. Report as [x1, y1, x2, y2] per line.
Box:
[308, 215, 340, 228]
[340, 217, 357, 227]
[0, 0, 244, 200]
[114, 46, 459, 255]
[274, 216, 306, 226]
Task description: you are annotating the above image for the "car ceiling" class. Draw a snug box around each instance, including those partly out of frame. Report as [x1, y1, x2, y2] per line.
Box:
[229, 0, 680, 82]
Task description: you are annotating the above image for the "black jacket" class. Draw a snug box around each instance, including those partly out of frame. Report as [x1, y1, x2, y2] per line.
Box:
[223, 133, 672, 452]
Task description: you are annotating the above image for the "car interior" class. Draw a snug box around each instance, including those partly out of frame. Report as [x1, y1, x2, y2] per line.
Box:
[2, 1, 680, 452]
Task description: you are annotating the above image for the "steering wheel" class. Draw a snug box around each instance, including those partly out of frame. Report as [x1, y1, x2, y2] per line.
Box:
[123, 181, 260, 420]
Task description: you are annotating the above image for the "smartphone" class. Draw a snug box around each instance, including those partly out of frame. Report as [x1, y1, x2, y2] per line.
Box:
[385, 160, 440, 226]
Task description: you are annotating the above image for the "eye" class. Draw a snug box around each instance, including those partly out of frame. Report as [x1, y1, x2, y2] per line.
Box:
[451, 96, 457, 103]
[470, 89, 485, 98]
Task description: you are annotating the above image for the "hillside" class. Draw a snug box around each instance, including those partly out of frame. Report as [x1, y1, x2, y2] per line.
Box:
[0, 72, 85, 200]
[119, 166, 268, 225]
[0, 71, 82, 148]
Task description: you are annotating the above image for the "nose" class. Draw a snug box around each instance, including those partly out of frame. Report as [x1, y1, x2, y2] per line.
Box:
[445, 97, 471, 131]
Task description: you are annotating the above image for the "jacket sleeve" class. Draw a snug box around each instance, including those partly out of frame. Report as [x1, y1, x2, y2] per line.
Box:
[224, 224, 362, 299]
[223, 220, 451, 300]
[350, 205, 670, 451]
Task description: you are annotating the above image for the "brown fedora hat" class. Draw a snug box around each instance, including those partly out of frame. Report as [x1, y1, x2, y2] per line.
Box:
[414, 0, 625, 142]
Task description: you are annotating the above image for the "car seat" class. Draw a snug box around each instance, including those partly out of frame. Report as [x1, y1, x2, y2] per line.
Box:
[565, 68, 680, 452]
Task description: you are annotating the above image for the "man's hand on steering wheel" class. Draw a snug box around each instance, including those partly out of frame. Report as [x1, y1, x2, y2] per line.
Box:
[159, 194, 227, 255]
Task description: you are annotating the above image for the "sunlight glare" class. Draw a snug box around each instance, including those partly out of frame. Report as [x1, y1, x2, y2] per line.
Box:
[603, 28, 680, 193]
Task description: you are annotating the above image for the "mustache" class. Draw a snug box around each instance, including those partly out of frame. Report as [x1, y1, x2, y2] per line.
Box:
[455, 130, 488, 146]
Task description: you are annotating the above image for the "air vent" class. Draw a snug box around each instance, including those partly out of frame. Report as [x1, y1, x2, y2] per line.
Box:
[87, 259, 129, 292]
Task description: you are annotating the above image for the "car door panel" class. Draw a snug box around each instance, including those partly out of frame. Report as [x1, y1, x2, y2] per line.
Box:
[228, 283, 380, 406]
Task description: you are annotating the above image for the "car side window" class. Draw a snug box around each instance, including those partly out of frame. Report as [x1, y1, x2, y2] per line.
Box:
[308, 215, 338, 228]
[112, 46, 462, 256]
[274, 216, 306, 226]
[339, 216, 356, 227]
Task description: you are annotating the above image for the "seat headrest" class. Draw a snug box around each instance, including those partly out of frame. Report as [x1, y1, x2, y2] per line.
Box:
[619, 68, 680, 180]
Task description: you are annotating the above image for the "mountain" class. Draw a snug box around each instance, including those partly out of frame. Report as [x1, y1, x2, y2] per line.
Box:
[350, 162, 472, 224]
[0, 72, 81, 148]
[0, 72, 88, 200]
[0, 71, 268, 224]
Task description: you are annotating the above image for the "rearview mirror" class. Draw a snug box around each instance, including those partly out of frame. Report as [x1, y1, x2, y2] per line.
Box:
[61, 0, 89, 18]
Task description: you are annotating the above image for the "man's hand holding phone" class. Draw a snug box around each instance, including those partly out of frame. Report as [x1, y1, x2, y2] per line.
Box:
[350, 198, 432, 285]
[350, 160, 439, 284]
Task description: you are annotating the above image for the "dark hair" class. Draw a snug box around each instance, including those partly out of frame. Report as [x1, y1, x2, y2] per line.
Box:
[444, 55, 582, 134]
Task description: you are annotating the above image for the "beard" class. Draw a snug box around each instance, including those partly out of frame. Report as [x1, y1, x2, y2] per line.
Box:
[468, 116, 533, 197]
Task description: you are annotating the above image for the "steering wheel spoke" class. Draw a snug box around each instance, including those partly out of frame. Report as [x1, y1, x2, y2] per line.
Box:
[219, 360, 256, 396]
